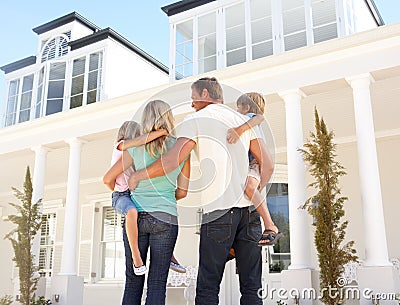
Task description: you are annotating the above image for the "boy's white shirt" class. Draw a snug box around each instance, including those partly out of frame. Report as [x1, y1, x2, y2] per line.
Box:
[176, 104, 261, 214]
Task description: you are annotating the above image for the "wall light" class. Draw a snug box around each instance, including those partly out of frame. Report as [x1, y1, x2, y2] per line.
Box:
[15, 295, 21, 301]
[54, 294, 60, 303]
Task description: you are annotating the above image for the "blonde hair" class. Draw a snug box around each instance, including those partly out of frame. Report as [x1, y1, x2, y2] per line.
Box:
[141, 100, 175, 158]
[237, 92, 266, 114]
[116, 121, 141, 143]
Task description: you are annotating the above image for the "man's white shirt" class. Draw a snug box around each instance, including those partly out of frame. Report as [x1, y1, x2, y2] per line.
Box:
[176, 104, 262, 213]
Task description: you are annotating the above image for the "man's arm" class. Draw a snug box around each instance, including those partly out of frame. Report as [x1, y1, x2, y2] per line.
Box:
[227, 114, 265, 144]
[119, 129, 168, 150]
[249, 137, 274, 190]
[175, 156, 191, 200]
[128, 137, 195, 190]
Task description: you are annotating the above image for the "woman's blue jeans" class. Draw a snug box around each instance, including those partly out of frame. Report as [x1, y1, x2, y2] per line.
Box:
[195, 207, 263, 305]
[122, 212, 178, 305]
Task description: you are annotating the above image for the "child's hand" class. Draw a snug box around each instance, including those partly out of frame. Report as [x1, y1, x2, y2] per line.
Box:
[227, 128, 240, 144]
[128, 173, 139, 190]
[160, 128, 169, 136]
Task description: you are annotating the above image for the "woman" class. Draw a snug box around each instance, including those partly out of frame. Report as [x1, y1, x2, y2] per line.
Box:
[105, 100, 190, 305]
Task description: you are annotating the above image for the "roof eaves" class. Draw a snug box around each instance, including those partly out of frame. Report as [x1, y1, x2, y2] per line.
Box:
[0, 56, 37, 74]
[364, 0, 385, 26]
[161, 0, 216, 16]
[32, 12, 101, 35]
[69, 28, 169, 74]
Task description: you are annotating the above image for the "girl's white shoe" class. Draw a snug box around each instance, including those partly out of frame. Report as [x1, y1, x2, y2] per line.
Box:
[134, 265, 147, 276]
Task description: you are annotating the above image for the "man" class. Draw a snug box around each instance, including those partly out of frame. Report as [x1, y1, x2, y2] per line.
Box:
[129, 77, 274, 305]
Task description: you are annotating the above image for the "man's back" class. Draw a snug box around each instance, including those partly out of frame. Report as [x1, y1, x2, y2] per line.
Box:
[177, 103, 259, 213]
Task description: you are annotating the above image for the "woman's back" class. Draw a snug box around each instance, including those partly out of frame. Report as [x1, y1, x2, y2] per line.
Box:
[128, 138, 185, 216]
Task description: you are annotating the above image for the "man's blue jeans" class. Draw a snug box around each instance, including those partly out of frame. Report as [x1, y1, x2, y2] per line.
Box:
[122, 212, 178, 305]
[195, 207, 263, 305]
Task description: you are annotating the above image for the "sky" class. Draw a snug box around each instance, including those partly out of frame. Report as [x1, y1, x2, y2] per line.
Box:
[0, 0, 399, 123]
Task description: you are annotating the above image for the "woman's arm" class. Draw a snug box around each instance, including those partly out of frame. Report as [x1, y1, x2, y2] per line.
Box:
[119, 129, 168, 150]
[175, 156, 191, 200]
[227, 114, 265, 144]
[103, 151, 133, 191]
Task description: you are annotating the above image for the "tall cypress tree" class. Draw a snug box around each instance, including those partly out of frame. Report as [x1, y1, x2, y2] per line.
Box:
[299, 108, 358, 305]
[5, 167, 42, 305]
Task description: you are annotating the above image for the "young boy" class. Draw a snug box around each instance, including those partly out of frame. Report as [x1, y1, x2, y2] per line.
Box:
[227, 93, 283, 246]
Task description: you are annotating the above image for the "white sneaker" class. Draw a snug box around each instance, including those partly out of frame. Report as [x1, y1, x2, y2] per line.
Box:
[170, 261, 186, 273]
[134, 265, 147, 276]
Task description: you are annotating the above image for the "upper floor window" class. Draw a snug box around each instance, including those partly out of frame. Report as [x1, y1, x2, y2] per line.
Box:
[175, 20, 193, 79]
[41, 32, 71, 63]
[171, 0, 338, 80]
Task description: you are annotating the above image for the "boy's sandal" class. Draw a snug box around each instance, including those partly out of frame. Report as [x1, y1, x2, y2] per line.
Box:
[170, 261, 186, 273]
[133, 264, 147, 276]
[258, 229, 284, 246]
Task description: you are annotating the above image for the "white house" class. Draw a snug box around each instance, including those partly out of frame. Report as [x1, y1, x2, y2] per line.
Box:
[0, 1, 399, 305]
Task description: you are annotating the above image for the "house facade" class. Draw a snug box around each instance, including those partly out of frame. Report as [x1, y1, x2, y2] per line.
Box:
[0, 1, 399, 305]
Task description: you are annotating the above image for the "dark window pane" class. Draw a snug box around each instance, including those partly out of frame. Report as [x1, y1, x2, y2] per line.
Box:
[18, 110, 30, 123]
[49, 62, 66, 80]
[22, 75, 34, 92]
[89, 53, 100, 71]
[71, 75, 84, 96]
[48, 80, 65, 99]
[70, 95, 83, 109]
[72, 57, 86, 77]
[87, 90, 97, 104]
[46, 99, 63, 115]
[88, 71, 98, 91]
[20, 92, 32, 109]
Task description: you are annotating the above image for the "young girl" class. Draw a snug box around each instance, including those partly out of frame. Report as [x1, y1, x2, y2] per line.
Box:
[103, 121, 185, 275]
[227, 93, 283, 246]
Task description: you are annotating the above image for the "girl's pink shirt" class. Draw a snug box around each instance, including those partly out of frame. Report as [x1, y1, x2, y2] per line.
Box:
[111, 141, 135, 192]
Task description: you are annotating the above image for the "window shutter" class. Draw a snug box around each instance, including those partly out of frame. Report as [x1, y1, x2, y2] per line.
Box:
[52, 208, 65, 274]
[79, 204, 95, 282]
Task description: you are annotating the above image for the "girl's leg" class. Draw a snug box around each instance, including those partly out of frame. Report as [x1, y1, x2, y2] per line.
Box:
[126, 208, 145, 268]
[244, 176, 278, 233]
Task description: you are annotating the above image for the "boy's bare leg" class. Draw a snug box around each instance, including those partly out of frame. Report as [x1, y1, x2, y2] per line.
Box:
[244, 176, 278, 241]
[126, 208, 144, 267]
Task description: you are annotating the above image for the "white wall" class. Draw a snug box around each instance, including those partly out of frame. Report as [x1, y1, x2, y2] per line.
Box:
[103, 40, 169, 101]
[354, 0, 378, 32]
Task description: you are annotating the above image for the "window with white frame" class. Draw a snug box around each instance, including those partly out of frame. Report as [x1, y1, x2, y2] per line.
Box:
[282, 0, 307, 51]
[18, 74, 34, 123]
[101, 206, 125, 279]
[5, 79, 20, 127]
[311, 0, 338, 43]
[175, 20, 194, 79]
[225, 2, 247, 67]
[250, 0, 273, 60]
[41, 33, 70, 63]
[87, 52, 103, 104]
[35, 67, 45, 118]
[266, 183, 290, 273]
[39, 213, 56, 277]
[198, 12, 217, 74]
[70, 51, 103, 108]
[46, 62, 66, 115]
[70, 56, 86, 109]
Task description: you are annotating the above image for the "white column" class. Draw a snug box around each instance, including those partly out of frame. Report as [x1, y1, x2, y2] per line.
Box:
[60, 138, 84, 275]
[280, 89, 311, 269]
[31, 146, 49, 267]
[346, 74, 390, 267]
